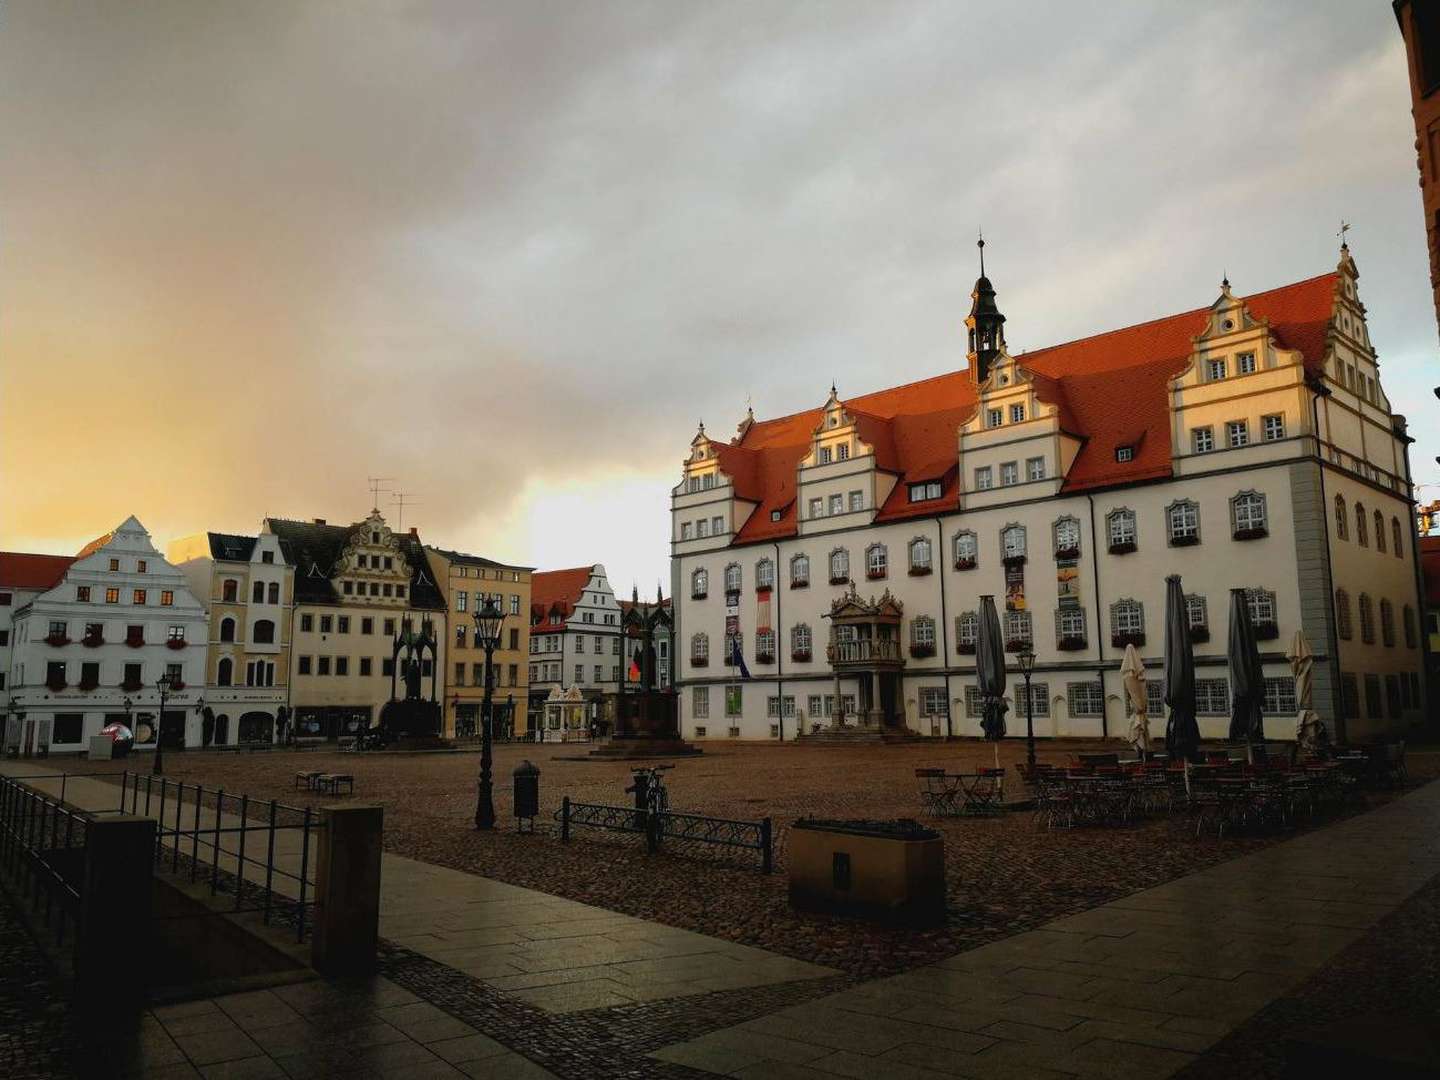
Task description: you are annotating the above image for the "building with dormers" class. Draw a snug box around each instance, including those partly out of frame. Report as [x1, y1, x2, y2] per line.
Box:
[168, 529, 295, 745]
[264, 511, 447, 741]
[3, 516, 208, 755]
[671, 245, 1428, 744]
[527, 565, 624, 736]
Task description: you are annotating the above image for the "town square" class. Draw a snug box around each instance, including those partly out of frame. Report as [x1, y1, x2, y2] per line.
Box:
[2, 3, 1439, 1078]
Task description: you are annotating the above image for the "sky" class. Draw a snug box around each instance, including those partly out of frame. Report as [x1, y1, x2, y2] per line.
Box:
[2, 1, 1436, 595]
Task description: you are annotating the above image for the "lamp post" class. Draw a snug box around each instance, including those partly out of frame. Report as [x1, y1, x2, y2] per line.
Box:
[1017, 647, 1037, 768]
[472, 600, 506, 830]
[153, 673, 173, 776]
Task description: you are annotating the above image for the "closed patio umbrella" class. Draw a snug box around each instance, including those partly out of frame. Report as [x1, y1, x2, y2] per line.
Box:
[1121, 643, 1149, 758]
[1287, 629, 1324, 755]
[1163, 575, 1200, 766]
[1227, 588, 1266, 764]
[976, 595, 1008, 772]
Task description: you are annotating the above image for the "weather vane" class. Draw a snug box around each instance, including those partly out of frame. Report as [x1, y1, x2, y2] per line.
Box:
[1338, 220, 1351, 244]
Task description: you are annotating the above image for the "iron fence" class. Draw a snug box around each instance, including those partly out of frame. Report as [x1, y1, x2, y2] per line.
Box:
[557, 796, 772, 872]
[0, 775, 87, 948]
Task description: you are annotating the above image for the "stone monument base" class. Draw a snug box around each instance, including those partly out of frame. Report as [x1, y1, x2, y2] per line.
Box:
[587, 733, 703, 760]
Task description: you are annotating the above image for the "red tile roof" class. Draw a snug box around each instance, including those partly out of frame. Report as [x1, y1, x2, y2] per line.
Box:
[529, 566, 594, 634]
[722, 272, 1339, 545]
[0, 552, 75, 591]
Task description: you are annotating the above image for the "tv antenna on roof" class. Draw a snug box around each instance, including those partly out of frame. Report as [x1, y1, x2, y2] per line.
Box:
[367, 476, 395, 512]
[393, 491, 419, 533]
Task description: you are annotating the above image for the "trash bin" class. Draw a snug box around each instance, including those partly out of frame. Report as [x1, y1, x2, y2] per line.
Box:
[513, 760, 540, 833]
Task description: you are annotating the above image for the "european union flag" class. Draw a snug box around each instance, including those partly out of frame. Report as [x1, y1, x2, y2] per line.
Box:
[728, 635, 751, 679]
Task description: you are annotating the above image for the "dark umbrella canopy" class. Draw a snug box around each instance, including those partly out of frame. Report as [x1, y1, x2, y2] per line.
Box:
[1226, 588, 1266, 749]
[1163, 574, 1201, 763]
[976, 595, 1008, 741]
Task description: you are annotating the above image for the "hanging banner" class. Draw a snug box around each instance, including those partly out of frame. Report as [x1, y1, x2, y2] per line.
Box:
[1056, 558, 1081, 607]
[1004, 563, 1026, 612]
[756, 591, 772, 632]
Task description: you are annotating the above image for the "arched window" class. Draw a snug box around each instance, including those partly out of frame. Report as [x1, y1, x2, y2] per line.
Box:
[790, 554, 810, 588]
[1110, 598, 1145, 646]
[1374, 511, 1387, 553]
[222, 579, 238, 602]
[910, 616, 936, 657]
[1392, 517, 1405, 559]
[865, 543, 888, 580]
[791, 624, 812, 659]
[1001, 524, 1027, 561]
[755, 558, 775, 590]
[1335, 589, 1352, 640]
[1359, 593, 1375, 643]
[829, 548, 850, 584]
[1355, 503, 1368, 547]
[252, 619, 275, 645]
[1053, 516, 1081, 559]
[908, 537, 932, 574]
[955, 611, 978, 653]
[217, 658, 233, 686]
[1106, 508, 1137, 553]
[267, 582, 280, 604]
[1334, 495, 1348, 540]
[953, 530, 977, 569]
[690, 633, 709, 664]
[219, 617, 236, 643]
[1166, 500, 1200, 545]
[252, 581, 265, 604]
[1380, 599, 1395, 646]
[690, 568, 708, 599]
[723, 563, 741, 593]
[1404, 605, 1417, 648]
[1231, 491, 1268, 538]
[1246, 588, 1278, 638]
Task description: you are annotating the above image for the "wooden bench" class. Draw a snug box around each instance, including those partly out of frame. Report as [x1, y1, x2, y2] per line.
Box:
[316, 774, 355, 796]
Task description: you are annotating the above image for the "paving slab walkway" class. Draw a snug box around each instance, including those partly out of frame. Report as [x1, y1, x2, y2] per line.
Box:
[653, 778, 1440, 1080]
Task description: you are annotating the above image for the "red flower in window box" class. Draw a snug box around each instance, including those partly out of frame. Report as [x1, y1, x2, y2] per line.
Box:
[791, 648, 812, 662]
[1003, 554, 1027, 568]
[45, 632, 71, 647]
[1169, 534, 1200, 548]
[1188, 626, 1210, 644]
[1057, 635, 1087, 651]
[166, 638, 187, 650]
[1005, 638, 1031, 653]
[755, 585, 772, 596]
[78, 674, 100, 692]
[1108, 541, 1137, 555]
[121, 677, 144, 692]
[125, 631, 145, 648]
[909, 643, 936, 659]
[908, 565, 933, 576]
[956, 641, 977, 656]
[45, 671, 67, 691]
[829, 575, 850, 586]
[954, 557, 976, 571]
[167, 679, 186, 691]
[1111, 632, 1145, 649]
[866, 569, 886, 581]
[82, 629, 104, 647]
[1233, 526, 1268, 541]
[1253, 621, 1278, 641]
[1054, 546, 1080, 561]
[755, 651, 775, 665]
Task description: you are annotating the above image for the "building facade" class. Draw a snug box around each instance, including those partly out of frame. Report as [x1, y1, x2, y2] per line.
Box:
[1395, 0, 1440, 339]
[3, 516, 208, 754]
[266, 511, 447, 741]
[168, 530, 294, 745]
[527, 565, 624, 736]
[0, 552, 75, 700]
[671, 249, 1427, 744]
[425, 547, 533, 738]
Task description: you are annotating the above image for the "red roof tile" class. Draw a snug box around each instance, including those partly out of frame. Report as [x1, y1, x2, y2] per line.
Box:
[0, 552, 75, 591]
[529, 566, 594, 634]
[720, 272, 1339, 545]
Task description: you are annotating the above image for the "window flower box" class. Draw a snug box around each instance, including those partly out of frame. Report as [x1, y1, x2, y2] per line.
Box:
[866, 569, 887, 581]
[956, 641, 977, 656]
[1057, 635, 1087, 651]
[1108, 541, 1137, 555]
[78, 675, 100, 692]
[755, 652, 775, 665]
[791, 579, 809, 589]
[125, 632, 145, 648]
[791, 649, 812, 663]
[45, 672, 67, 692]
[1111, 632, 1145, 649]
[1188, 626, 1210, 644]
[82, 630, 104, 648]
[1169, 534, 1200, 547]
[829, 575, 850, 586]
[121, 677, 144, 692]
[1233, 526, 1268, 541]
[1005, 638, 1032, 653]
[1253, 621, 1279, 641]
[690, 656, 708, 668]
[909, 643, 936, 659]
[1053, 546, 1080, 561]
[1003, 554, 1027, 568]
[908, 565, 933, 576]
[166, 638, 187, 650]
[167, 679, 186, 691]
[44, 632, 71, 647]
[954, 557, 976, 571]
[691, 590, 707, 601]
[755, 585, 772, 596]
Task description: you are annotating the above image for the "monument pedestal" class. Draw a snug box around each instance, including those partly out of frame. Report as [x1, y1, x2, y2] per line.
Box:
[588, 690, 702, 759]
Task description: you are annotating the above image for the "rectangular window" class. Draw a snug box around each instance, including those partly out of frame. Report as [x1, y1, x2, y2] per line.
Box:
[133, 589, 147, 605]
[52, 714, 84, 745]
[167, 625, 185, 642]
[1192, 427, 1214, 453]
[712, 516, 724, 535]
[1067, 682, 1104, 717]
[1364, 674, 1382, 718]
[725, 684, 742, 717]
[343, 581, 354, 595]
[1207, 358, 1226, 381]
[109, 558, 120, 572]
[1021, 683, 1050, 718]
[1115, 446, 1133, 463]
[828, 494, 843, 515]
[849, 490, 863, 512]
[808, 498, 823, 518]
[818, 446, 832, 464]
[137, 560, 147, 574]
[76, 586, 90, 602]
[692, 686, 710, 719]
[1009, 404, 1025, 423]
[918, 687, 948, 717]
[1226, 420, 1249, 447]
[974, 466, 993, 491]
[361, 617, 373, 635]
[359, 657, 372, 676]
[160, 591, 173, 606]
[320, 615, 333, 633]
[1262, 414, 1285, 442]
[1263, 677, 1297, 715]
[299, 656, 312, 675]
[1026, 457, 1045, 481]
[1195, 678, 1229, 715]
[836, 443, 850, 461]
[681, 522, 692, 540]
[1237, 352, 1256, 374]
[337, 616, 350, 634]
[336, 657, 349, 676]
[457, 591, 467, 612]
[105, 588, 119, 604]
[1000, 462, 1018, 486]
[987, 408, 1003, 427]
[317, 656, 331, 676]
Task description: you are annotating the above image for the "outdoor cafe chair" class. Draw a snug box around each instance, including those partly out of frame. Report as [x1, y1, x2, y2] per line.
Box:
[959, 767, 1006, 815]
[915, 768, 958, 818]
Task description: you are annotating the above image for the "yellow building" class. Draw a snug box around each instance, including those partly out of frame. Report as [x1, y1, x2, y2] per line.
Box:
[426, 547, 533, 738]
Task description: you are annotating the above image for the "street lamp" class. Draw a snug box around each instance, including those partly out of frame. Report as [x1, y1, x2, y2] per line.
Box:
[1016, 647, 1037, 768]
[153, 672, 173, 776]
[472, 600, 506, 830]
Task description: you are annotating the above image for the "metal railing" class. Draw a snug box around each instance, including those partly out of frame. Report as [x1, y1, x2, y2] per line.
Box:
[558, 797, 773, 873]
[114, 771, 322, 942]
[826, 639, 902, 664]
[0, 775, 87, 948]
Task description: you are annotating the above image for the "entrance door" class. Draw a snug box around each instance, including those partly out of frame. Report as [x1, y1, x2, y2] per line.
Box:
[159, 710, 187, 749]
[214, 714, 230, 745]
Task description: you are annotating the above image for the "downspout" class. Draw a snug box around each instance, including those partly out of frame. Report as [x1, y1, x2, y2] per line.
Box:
[1310, 384, 1347, 744]
[773, 541, 784, 741]
[935, 516, 952, 738]
[1085, 493, 1108, 738]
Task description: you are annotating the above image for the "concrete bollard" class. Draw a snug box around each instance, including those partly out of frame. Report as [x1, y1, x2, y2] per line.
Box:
[311, 804, 383, 976]
[77, 815, 156, 1010]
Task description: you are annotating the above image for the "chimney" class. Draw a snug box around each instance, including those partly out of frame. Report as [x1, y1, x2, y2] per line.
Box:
[313, 518, 326, 525]
[409, 527, 418, 537]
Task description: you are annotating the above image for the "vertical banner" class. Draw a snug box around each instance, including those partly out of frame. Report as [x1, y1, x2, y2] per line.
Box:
[1056, 559, 1080, 607]
[1004, 563, 1026, 612]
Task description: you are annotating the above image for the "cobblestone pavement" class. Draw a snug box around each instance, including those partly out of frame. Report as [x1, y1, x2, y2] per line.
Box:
[0, 885, 75, 1080]
[66, 741, 1440, 979]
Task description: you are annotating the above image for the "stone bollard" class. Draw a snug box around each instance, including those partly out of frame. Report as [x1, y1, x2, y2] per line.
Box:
[311, 804, 384, 976]
[76, 815, 156, 1011]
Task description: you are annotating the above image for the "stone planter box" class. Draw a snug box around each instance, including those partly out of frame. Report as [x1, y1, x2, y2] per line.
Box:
[788, 818, 944, 927]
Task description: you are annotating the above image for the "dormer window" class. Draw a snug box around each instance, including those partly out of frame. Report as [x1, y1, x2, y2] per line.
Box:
[1009, 404, 1024, 423]
[1207, 359, 1226, 381]
[770, 510, 782, 522]
[371, 531, 380, 544]
[907, 481, 942, 503]
[987, 408, 1003, 428]
[1237, 352, 1257, 374]
[836, 443, 850, 461]
[828, 414, 838, 428]
[1115, 446, 1134, 463]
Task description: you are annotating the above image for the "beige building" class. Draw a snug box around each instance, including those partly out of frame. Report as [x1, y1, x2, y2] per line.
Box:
[425, 547, 533, 738]
[168, 530, 295, 745]
[265, 511, 447, 741]
[671, 245, 1427, 744]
